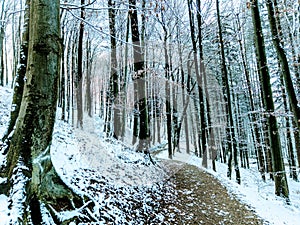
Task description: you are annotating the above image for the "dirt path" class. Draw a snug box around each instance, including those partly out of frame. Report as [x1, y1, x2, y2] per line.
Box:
[159, 160, 267, 225]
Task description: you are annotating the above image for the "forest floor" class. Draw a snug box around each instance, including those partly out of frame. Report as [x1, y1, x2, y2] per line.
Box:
[157, 159, 267, 225]
[1, 86, 299, 224]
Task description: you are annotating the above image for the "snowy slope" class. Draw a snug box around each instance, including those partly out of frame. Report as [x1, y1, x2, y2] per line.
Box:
[0, 86, 176, 224]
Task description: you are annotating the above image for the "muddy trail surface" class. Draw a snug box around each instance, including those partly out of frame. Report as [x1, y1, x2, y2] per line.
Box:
[158, 160, 268, 225]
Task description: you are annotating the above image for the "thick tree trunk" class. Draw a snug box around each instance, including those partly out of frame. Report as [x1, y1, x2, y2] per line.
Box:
[108, 0, 121, 138]
[129, 0, 150, 152]
[5, 1, 90, 223]
[251, 0, 289, 200]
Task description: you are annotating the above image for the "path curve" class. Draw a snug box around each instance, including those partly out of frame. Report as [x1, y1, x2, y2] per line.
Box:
[159, 160, 267, 225]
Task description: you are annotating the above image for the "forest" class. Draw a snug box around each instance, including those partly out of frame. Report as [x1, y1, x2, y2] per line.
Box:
[0, 0, 300, 224]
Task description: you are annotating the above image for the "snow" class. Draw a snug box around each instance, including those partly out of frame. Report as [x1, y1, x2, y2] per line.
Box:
[0, 195, 9, 224]
[1, 84, 300, 224]
[0, 87, 12, 224]
[51, 117, 168, 188]
[0, 86, 176, 223]
[0, 87, 12, 168]
[157, 150, 300, 225]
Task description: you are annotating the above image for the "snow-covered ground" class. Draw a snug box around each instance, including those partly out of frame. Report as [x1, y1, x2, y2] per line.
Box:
[157, 150, 300, 225]
[1, 85, 300, 224]
[0, 86, 176, 224]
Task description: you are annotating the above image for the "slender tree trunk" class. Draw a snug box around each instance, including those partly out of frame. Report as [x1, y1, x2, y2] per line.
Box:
[216, 0, 240, 184]
[183, 73, 190, 155]
[76, 0, 85, 129]
[163, 28, 173, 159]
[60, 14, 66, 121]
[66, 28, 73, 123]
[121, 13, 130, 139]
[187, 0, 207, 162]
[196, 0, 213, 168]
[1, 0, 29, 143]
[71, 31, 78, 126]
[85, 35, 93, 117]
[236, 17, 266, 180]
[0, 27, 4, 86]
[266, 0, 300, 168]
[281, 77, 298, 181]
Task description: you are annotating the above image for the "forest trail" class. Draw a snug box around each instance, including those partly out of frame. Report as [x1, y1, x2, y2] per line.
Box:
[159, 160, 268, 225]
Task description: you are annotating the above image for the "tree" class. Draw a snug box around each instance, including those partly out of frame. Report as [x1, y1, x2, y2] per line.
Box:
[1, 0, 28, 143]
[187, 0, 208, 166]
[76, 0, 85, 128]
[250, 0, 289, 200]
[265, 0, 300, 168]
[216, 0, 240, 184]
[4, 0, 90, 223]
[0, 0, 7, 86]
[105, 0, 121, 138]
[129, 0, 150, 153]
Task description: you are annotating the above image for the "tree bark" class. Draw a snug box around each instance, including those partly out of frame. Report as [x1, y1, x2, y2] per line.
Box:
[5, 1, 90, 223]
[1, 0, 29, 144]
[236, 15, 266, 180]
[0, 0, 6, 86]
[265, 0, 300, 168]
[129, 0, 150, 153]
[76, 0, 85, 129]
[251, 0, 289, 200]
[108, 0, 121, 138]
[187, 0, 207, 162]
[216, 0, 240, 184]
[85, 35, 93, 117]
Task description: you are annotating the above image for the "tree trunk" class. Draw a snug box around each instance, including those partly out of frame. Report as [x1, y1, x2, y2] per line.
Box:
[129, 0, 150, 153]
[107, 0, 121, 138]
[236, 16, 266, 180]
[85, 35, 93, 117]
[0, 27, 4, 86]
[121, 13, 130, 139]
[265, 0, 300, 168]
[0, 0, 6, 86]
[251, 0, 289, 200]
[76, 0, 85, 129]
[1, 0, 29, 143]
[164, 45, 172, 159]
[60, 14, 66, 121]
[216, 0, 240, 184]
[5, 1, 91, 223]
[187, 0, 207, 162]
[281, 77, 298, 181]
